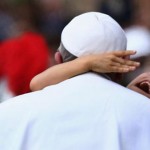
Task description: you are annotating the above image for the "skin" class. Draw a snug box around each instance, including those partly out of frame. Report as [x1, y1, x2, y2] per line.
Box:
[30, 50, 140, 91]
[127, 72, 150, 98]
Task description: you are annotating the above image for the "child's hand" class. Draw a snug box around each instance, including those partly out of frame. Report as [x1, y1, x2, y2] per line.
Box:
[83, 50, 140, 73]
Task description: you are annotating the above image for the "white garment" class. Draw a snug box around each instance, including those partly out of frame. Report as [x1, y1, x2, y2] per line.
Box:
[61, 12, 127, 57]
[0, 79, 14, 103]
[0, 73, 150, 150]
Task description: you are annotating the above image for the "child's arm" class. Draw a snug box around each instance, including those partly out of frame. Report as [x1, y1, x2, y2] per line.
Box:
[30, 50, 140, 91]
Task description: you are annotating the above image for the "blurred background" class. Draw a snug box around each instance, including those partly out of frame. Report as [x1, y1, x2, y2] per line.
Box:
[0, 0, 150, 101]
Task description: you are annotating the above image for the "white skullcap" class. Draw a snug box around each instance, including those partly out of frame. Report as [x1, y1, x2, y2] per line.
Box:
[61, 12, 127, 57]
[125, 26, 150, 59]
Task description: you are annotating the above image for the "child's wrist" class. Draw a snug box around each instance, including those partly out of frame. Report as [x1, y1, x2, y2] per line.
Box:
[81, 55, 93, 72]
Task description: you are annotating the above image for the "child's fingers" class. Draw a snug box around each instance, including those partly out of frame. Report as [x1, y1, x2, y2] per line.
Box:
[110, 63, 137, 72]
[122, 59, 140, 67]
[112, 57, 125, 64]
[125, 60, 140, 67]
[113, 50, 137, 57]
[110, 66, 130, 73]
[113, 57, 140, 67]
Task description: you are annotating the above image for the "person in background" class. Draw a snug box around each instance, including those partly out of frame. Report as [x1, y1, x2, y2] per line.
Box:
[0, 32, 51, 102]
[124, 26, 150, 85]
[124, 24, 150, 99]
[0, 2, 53, 102]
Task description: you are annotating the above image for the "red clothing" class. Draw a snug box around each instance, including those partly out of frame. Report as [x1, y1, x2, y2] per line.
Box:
[0, 41, 5, 81]
[1, 32, 51, 95]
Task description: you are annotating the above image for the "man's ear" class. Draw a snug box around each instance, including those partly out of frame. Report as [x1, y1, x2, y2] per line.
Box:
[54, 51, 63, 64]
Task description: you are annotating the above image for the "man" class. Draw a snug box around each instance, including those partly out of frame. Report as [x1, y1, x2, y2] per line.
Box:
[0, 12, 150, 150]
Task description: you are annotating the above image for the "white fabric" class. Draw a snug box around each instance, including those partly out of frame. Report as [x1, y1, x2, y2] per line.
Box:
[125, 26, 150, 59]
[0, 73, 150, 150]
[0, 79, 14, 103]
[61, 12, 127, 57]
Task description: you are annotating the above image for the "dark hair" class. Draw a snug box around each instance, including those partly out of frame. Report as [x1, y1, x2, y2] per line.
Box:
[58, 43, 77, 62]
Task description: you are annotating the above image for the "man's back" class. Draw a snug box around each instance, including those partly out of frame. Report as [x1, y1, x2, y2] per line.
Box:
[0, 73, 150, 150]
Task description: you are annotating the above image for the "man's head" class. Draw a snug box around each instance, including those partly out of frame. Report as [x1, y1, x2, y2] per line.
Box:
[55, 12, 127, 81]
[57, 12, 127, 62]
